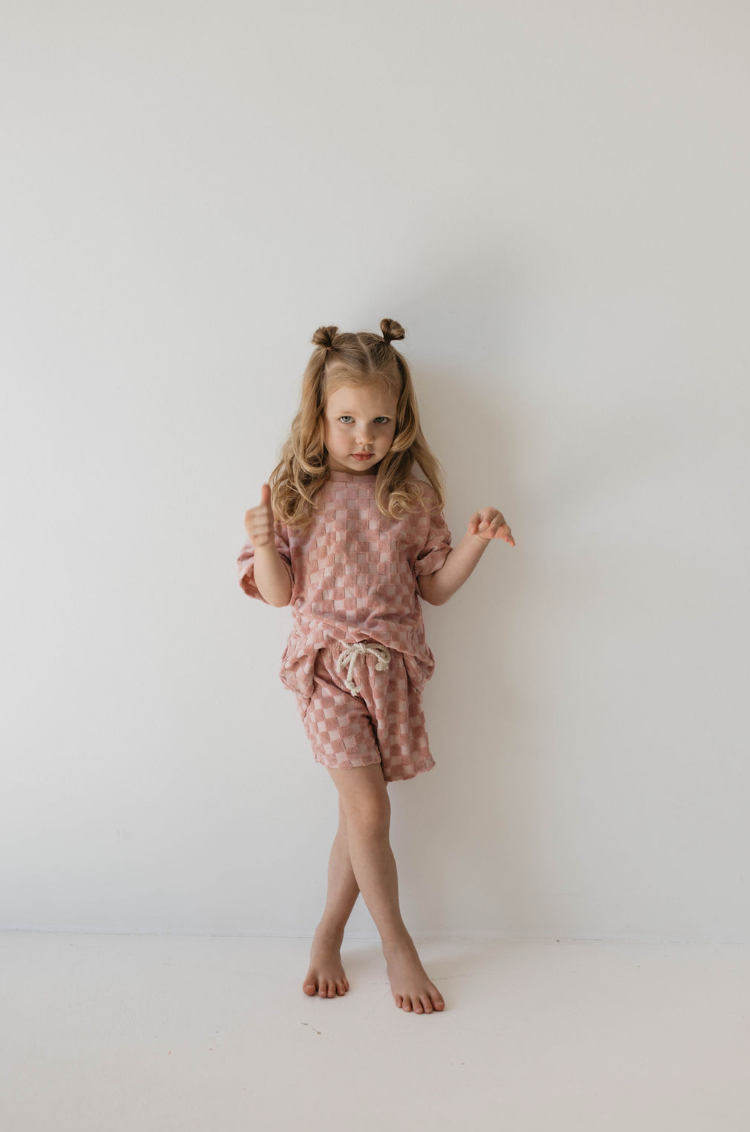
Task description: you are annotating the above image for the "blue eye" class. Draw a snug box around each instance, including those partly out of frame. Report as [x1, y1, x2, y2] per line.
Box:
[338, 416, 389, 424]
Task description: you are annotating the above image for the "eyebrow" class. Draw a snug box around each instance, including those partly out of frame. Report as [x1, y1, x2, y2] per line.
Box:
[333, 409, 394, 415]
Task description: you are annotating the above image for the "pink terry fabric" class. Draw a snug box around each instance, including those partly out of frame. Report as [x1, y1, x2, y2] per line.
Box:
[299, 641, 436, 781]
[236, 470, 452, 706]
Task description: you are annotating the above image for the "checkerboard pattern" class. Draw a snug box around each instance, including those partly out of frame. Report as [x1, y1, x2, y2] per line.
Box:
[237, 471, 452, 678]
[238, 470, 452, 780]
[297, 641, 436, 781]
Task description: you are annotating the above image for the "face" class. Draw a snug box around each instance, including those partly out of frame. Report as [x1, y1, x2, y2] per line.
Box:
[323, 383, 398, 475]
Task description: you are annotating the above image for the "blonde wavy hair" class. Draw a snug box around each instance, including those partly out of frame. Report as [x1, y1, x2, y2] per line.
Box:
[269, 318, 447, 533]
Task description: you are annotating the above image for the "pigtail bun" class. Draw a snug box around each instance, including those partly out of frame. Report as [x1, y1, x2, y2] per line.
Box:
[380, 318, 405, 345]
[311, 325, 338, 350]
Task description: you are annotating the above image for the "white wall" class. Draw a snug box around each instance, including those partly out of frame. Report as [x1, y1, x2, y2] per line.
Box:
[1, 0, 748, 942]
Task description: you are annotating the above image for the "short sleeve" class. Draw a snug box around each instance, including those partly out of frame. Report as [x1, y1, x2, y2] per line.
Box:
[236, 521, 294, 604]
[413, 491, 452, 577]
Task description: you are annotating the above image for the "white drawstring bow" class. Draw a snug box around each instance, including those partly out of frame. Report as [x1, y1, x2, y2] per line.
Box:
[336, 641, 392, 696]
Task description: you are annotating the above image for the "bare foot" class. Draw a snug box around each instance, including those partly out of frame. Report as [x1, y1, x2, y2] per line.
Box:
[383, 936, 445, 1013]
[302, 929, 350, 998]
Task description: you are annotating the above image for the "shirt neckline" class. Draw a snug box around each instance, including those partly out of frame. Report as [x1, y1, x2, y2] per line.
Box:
[327, 470, 377, 482]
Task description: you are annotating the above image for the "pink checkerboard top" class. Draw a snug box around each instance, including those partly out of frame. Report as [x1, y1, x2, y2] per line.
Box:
[237, 469, 452, 673]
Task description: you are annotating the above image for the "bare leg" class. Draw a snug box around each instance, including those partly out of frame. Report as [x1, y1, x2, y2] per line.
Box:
[326, 764, 445, 1014]
[302, 794, 362, 998]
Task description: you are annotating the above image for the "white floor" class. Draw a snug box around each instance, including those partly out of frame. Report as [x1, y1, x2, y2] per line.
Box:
[2, 932, 749, 1130]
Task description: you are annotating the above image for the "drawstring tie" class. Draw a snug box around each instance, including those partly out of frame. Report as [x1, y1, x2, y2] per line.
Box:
[336, 641, 391, 696]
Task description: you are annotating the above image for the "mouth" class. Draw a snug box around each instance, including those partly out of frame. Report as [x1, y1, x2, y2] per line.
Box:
[351, 453, 374, 460]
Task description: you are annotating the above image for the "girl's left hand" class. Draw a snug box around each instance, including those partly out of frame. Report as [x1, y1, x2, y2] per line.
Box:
[468, 508, 515, 545]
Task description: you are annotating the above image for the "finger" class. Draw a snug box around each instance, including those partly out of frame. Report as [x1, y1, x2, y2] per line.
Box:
[260, 483, 271, 508]
[489, 520, 512, 541]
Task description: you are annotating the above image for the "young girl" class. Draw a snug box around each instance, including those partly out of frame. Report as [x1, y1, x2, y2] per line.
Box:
[237, 318, 515, 1014]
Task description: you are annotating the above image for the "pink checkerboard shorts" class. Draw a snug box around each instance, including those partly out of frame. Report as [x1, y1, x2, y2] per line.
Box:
[283, 640, 436, 782]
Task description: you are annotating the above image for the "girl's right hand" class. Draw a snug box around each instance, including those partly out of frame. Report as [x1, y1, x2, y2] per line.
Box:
[244, 483, 276, 547]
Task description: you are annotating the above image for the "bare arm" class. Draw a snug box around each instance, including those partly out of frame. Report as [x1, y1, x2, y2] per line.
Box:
[253, 544, 293, 607]
[416, 532, 489, 606]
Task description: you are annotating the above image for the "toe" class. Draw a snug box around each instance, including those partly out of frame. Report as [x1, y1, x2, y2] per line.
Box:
[403, 997, 412, 1012]
[420, 994, 433, 1013]
[336, 981, 347, 994]
[395, 994, 403, 1008]
[433, 996, 445, 1010]
[414, 999, 424, 1013]
[317, 980, 328, 996]
[303, 982, 316, 996]
[327, 984, 335, 997]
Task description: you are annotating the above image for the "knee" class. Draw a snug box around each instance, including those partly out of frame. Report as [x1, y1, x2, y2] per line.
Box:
[342, 792, 390, 836]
